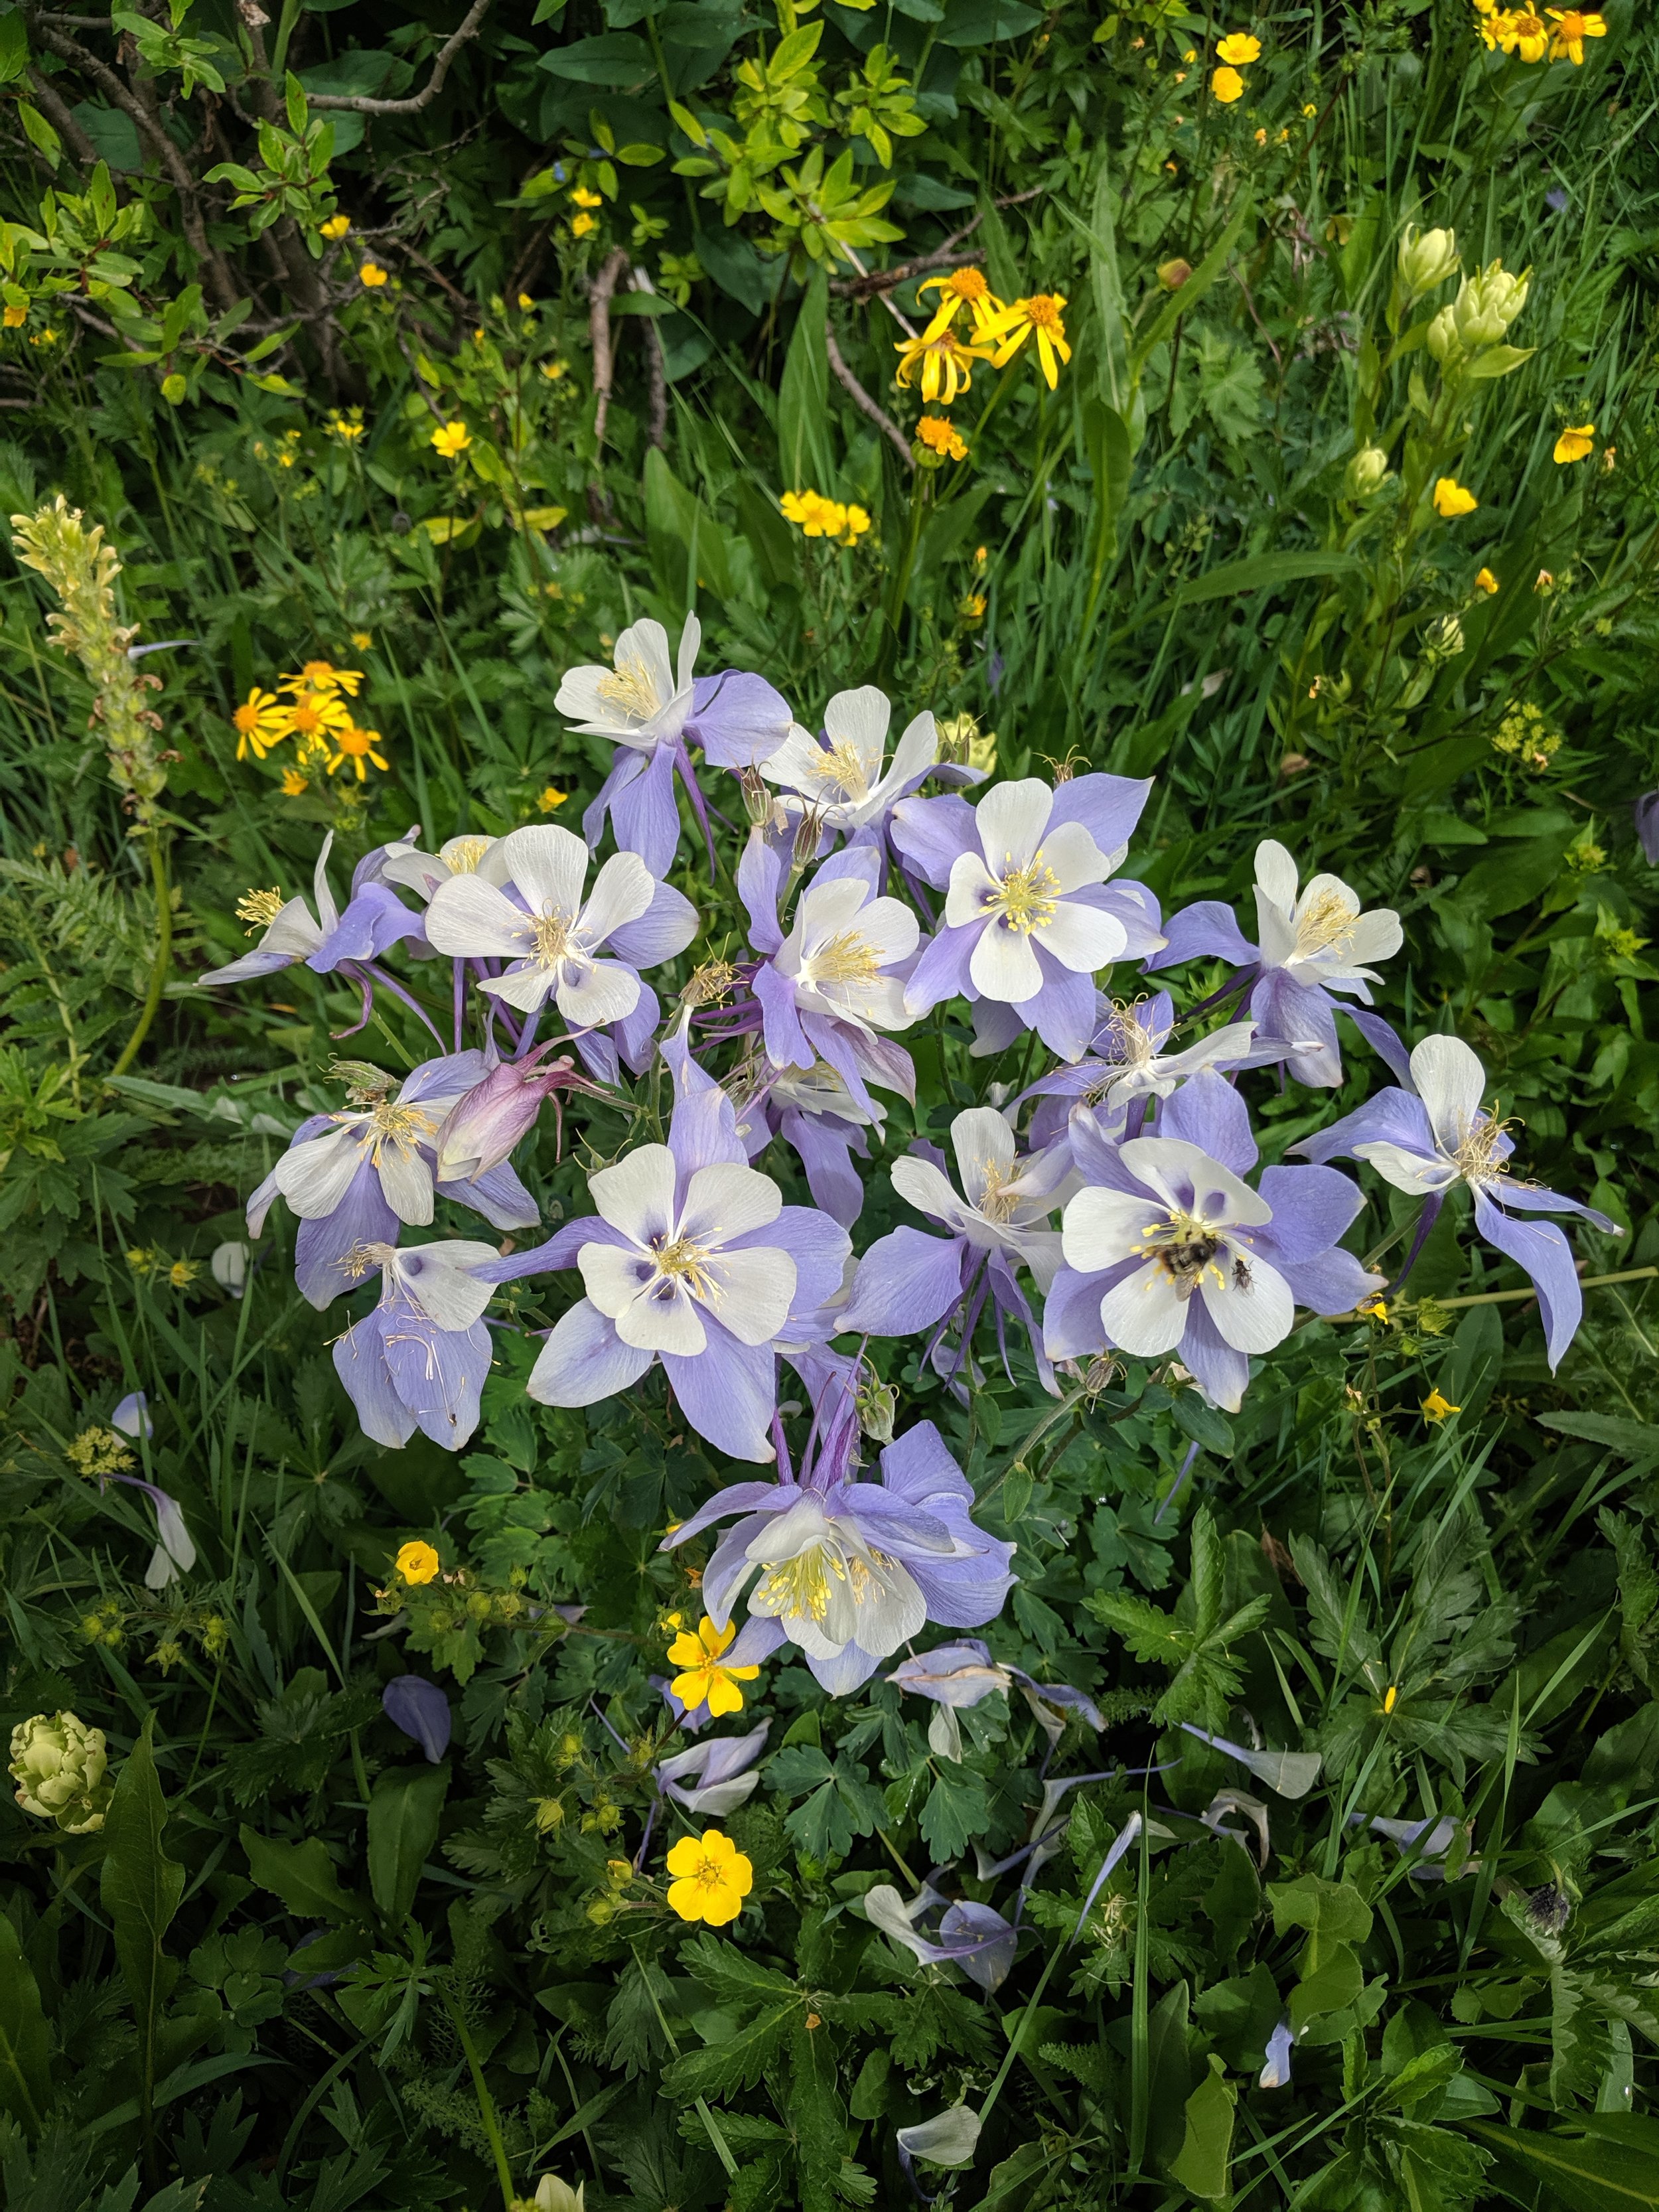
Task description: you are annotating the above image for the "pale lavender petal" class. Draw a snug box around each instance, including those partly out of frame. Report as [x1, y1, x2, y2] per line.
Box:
[1293, 1087, 1435, 1167]
[474, 1216, 603, 1284]
[609, 879, 699, 966]
[753, 959, 815, 1070]
[1275, 1248, 1383, 1314]
[112, 1391, 153, 1440]
[686, 670, 793, 768]
[383, 1676, 452, 1761]
[1473, 1189, 1582, 1370]
[441, 1157, 540, 1231]
[584, 747, 648, 856]
[738, 830, 786, 954]
[1343, 1005, 1414, 1085]
[662, 1325, 779, 1462]
[1253, 970, 1342, 1087]
[781, 1106, 867, 1227]
[660, 1026, 749, 1176]
[308, 884, 423, 974]
[382, 1315, 490, 1449]
[334, 1318, 419, 1447]
[1024, 964, 1100, 1063]
[1157, 1069, 1258, 1174]
[295, 1160, 397, 1309]
[903, 923, 977, 1017]
[612, 742, 680, 877]
[1254, 1163, 1366, 1261]
[806, 1643, 883, 1694]
[889, 792, 981, 889]
[839, 1227, 969, 1336]
[1046, 771, 1152, 856]
[529, 1298, 655, 1406]
[1177, 1294, 1252, 1413]
[1147, 899, 1256, 970]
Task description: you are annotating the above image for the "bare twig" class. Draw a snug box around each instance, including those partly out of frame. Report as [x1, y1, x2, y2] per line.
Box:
[390, 237, 473, 317]
[824, 321, 912, 470]
[306, 0, 492, 112]
[23, 65, 100, 165]
[826, 187, 1044, 300]
[588, 247, 630, 455]
[632, 267, 668, 451]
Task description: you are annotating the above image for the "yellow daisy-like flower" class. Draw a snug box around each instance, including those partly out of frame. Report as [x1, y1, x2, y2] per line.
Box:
[1432, 477, 1477, 518]
[1216, 31, 1262, 62]
[1421, 1388, 1461, 1424]
[915, 414, 969, 461]
[1477, 7, 1516, 47]
[894, 309, 994, 406]
[518, 292, 536, 311]
[325, 723, 391, 780]
[1500, 7, 1550, 56]
[982, 293, 1072, 389]
[283, 691, 354, 759]
[396, 1539, 441, 1585]
[780, 490, 870, 548]
[281, 660, 364, 697]
[668, 1616, 760, 1718]
[1475, 567, 1500, 595]
[664, 1828, 754, 1926]
[431, 421, 472, 459]
[358, 261, 388, 288]
[1546, 6, 1606, 59]
[320, 213, 350, 240]
[232, 686, 291, 762]
[571, 186, 603, 209]
[280, 767, 311, 796]
[916, 265, 1003, 336]
[536, 784, 569, 813]
[1553, 421, 1595, 464]
[571, 212, 597, 240]
[1212, 64, 1246, 100]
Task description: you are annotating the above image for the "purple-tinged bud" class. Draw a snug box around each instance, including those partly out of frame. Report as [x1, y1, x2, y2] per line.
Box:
[739, 763, 771, 828]
[382, 1674, 452, 1762]
[433, 1045, 601, 1182]
[792, 804, 826, 869]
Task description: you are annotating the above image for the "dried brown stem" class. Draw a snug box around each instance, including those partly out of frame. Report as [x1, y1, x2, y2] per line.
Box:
[306, 0, 492, 112]
[588, 247, 630, 455]
[824, 321, 912, 469]
[826, 188, 1043, 300]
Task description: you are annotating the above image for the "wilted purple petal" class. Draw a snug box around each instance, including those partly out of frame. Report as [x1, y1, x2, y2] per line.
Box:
[384, 1675, 452, 1761]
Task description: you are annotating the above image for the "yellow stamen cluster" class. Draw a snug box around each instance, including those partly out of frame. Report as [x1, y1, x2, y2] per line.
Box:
[236, 887, 286, 934]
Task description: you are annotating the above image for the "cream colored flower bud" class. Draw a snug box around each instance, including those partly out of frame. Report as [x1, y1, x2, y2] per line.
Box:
[9, 1710, 111, 1834]
[534, 2177, 585, 2212]
[1453, 259, 1529, 348]
[1345, 445, 1392, 497]
[1424, 614, 1465, 659]
[1396, 224, 1459, 299]
[1425, 306, 1460, 362]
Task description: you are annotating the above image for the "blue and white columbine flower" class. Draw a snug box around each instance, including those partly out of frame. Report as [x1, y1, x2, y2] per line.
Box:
[332, 1240, 499, 1450]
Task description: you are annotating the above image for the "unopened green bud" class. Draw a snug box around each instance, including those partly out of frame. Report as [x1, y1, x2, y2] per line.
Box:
[1425, 306, 1460, 363]
[1396, 224, 1459, 301]
[9, 1711, 111, 1834]
[739, 763, 771, 828]
[1452, 259, 1529, 349]
[1345, 445, 1392, 498]
[857, 1376, 899, 1444]
[1424, 613, 1465, 660]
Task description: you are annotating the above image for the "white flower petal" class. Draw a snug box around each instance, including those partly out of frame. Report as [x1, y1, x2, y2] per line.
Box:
[556, 956, 642, 1029]
[480, 962, 557, 1013]
[1255, 838, 1300, 909]
[425, 875, 535, 961]
[891, 1153, 970, 1224]
[1037, 898, 1126, 974]
[588, 1144, 676, 1242]
[1119, 1135, 1271, 1226]
[950, 1106, 1016, 1205]
[378, 1138, 436, 1226]
[944, 851, 1002, 930]
[700, 1244, 796, 1345]
[885, 709, 938, 790]
[1041, 819, 1112, 893]
[678, 1161, 784, 1246]
[1201, 1248, 1295, 1353]
[579, 850, 656, 944]
[1097, 1258, 1191, 1355]
[969, 919, 1043, 1003]
[974, 778, 1052, 871]
[1351, 1139, 1458, 1195]
[1061, 1185, 1160, 1272]
[822, 685, 891, 786]
[582, 1244, 709, 1354]
[390, 1240, 500, 1327]
[1408, 1034, 1487, 1153]
[501, 823, 589, 918]
[272, 1124, 364, 1218]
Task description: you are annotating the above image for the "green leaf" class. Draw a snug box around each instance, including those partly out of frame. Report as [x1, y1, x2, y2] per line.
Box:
[0, 1913, 53, 2138]
[678, 1931, 798, 2009]
[538, 33, 654, 85]
[777, 264, 831, 495]
[643, 447, 735, 606]
[1539, 1412, 1659, 1459]
[918, 1762, 989, 1862]
[1131, 198, 1252, 375]
[1169, 2053, 1236, 2199]
[367, 1763, 450, 1925]
[99, 1714, 184, 2130]
[662, 2001, 795, 2099]
[1174, 551, 1363, 606]
[1267, 1874, 1374, 1960]
[239, 1825, 359, 1923]
[788, 2016, 849, 2212]
[1465, 2118, 1659, 2210]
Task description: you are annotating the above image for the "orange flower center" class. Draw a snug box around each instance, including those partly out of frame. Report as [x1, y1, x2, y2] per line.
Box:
[1025, 295, 1064, 332]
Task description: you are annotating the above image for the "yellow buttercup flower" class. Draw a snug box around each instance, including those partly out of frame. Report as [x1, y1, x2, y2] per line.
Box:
[1546, 6, 1605, 59]
[1432, 477, 1477, 518]
[536, 784, 569, 814]
[982, 293, 1072, 388]
[358, 261, 388, 288]
[1421, 1388, 1460, 1423]
[668, 1616, 760, 1718]
[894, 308, 994, 406]
[1553, 421, 1595, 464]
[571, 212, 597, 240]
[326, 723, 391, 780]
[3, 304, 26, 329]
[1216, 31, 1262, 62]
[396, 1540, 441, 1585]
[232, 686, 291, 762]
[320, 214, 350, 240]
[518, 292, 536, 310]
[1212, 64, 1246, 100]
[916, 413, 968, 461]
[1475, 567, 1500, 595]
[664, 1828, 753, 1926]
[431, 421, 472, 459]
[351, 631, 374, 650]
[571, 186, 603, 208]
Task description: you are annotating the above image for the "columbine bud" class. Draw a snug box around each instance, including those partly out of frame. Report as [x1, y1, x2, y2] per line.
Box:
[739, 763, 771, 828]
[792, 804, 826, 869]
[857, 1376, 899, 1444]
[1396, 224, 1459, 301]
[9, 1711, 111, 1834]
[433, 1045, 589, 1182]
[1425, 306, 1460, 362]
[1451, 258, 1529, 348]
[534, 2177, 586, 2212]
[1344, 445, 1392, 498]
[1423, 613, 1465, 659]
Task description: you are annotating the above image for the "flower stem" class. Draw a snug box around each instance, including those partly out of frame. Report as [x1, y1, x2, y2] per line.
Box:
[110, 834, 173, 1077]
[443, 1992, 517, 2211]
[873, 473, 930, 684]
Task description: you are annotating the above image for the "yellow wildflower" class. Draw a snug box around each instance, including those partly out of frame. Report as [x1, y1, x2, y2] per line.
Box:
[431, 420, 472, 459]
[1553, 421, 1594, 464]
[351, 631, 374, 650]
[325, 723, 391, 780]
[1546, 5, 1605, 58]
[541, 359, 567, 381]
[1500, 6, 1550, 56]
[668, 1617, 760, 1718]
[1432, 477, 1477, 518]
[916, 264, 1002, 336]
[1477, 5, 1515, 45]
[396, 1540, 441, 1585]
[571, 212, 597, 240]
[327, 414, 365, 443]
[780, 490, 869, 547]
[358, 261, 388, 288]
[1421, 1388, 1460, 1423]
[665, 1828, 753, 1926]
[571, 186, 603, 208]
[280, 767, 311, 796]
[1382, 1684, 1400, 1714]
[916, 413, 968, 461]
[536, 784, 569, 813]
[281, 660, 364, 696]
[169, 1258, 200, 1290]
[982, 293, 1072, 388]
[320, 214, 350, 240]
[1216, 31, 1262, 61]
[894, 308, 993, 406]
[232, 686, 291, 762]
[283, 690, 354, 759]
[1475, 567, 1500, 595]
[3, 304, 25, 329]
[1212, 64, 1246, 100]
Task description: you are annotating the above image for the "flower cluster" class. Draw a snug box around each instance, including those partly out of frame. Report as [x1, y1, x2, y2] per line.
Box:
[1211, 30, 1260, 104]
[1474, 0, 1605, 61]
[231, 659, 388, 788]
[780, 489, 871, 546]
[203, 615, 1615, 1929]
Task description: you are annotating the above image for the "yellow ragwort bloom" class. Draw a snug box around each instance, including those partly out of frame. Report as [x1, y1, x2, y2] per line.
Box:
[280, 767, 311, 796]
[396, 1539, 441, 1585]
[326, 723, 391, 780]
[1546, 6, 1606, 58]
[232, 686, 291, 762]
[1421, 1388, 1460, 1423]
[431, 421, 472, 459]
[1500, 7, 1550, 56]
[780, 490, 870, 548]
[894, 308, 993, 406]
[320, 214, 351, 240]
[916, 414, 969, 461]
[285, 689, 354, 760]
[1432, 477, 1478, 518]
[665, 1828, 753, 1926]
[1475, 567, 1500, 595]
[281, 660, 364, 697]
[668, 1617, 760, 1718]
[916, 265, 1003, 336]
[983, 293, 1072, 388]
[1553, 421, 1595, 464]
[351, 631, 374, 650]
[1477, 6, 1516, 47]
[358, 261, 388, 288]
[1216, 31, 1262, 62]
[1212, 64, 1246, 100]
